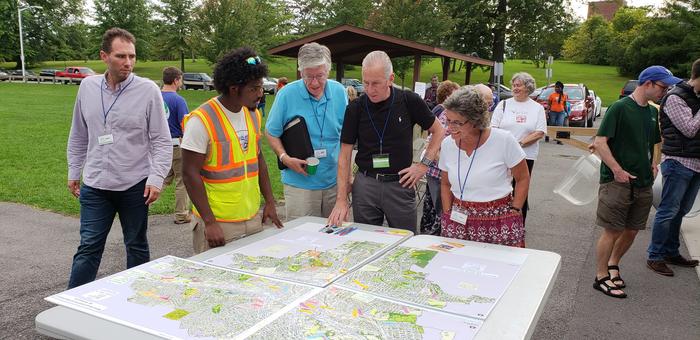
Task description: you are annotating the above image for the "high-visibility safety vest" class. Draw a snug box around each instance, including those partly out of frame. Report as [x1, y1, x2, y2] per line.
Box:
[183, 98, 261, 222]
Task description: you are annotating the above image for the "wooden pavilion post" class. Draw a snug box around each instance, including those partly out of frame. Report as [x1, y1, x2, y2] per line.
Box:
[464, 62, 473, 85]
[442, 57, 450, 81]
[336, 61, 345, 82]
[412, 54, 421, 90]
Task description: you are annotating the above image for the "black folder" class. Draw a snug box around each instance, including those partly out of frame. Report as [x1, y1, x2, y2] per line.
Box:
[277, 116, 314, 170]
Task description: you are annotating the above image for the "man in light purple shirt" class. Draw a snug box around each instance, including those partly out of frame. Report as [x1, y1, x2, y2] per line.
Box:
[647, 60, 700, 276]
[66, 28, 172, 288]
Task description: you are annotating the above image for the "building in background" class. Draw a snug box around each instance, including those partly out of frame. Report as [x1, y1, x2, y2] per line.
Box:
[588, 0, 626, 21]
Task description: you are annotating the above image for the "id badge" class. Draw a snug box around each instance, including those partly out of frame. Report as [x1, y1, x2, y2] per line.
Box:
[314, 149, 327, 158]
[516, 113, 527, 123]
[372, 153, 390, 169]
[98, 134, 114, 145]
[450, 206, 468, 224]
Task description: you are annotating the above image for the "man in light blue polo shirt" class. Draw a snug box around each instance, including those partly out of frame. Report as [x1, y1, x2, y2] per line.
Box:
[266, 42, 348, 220]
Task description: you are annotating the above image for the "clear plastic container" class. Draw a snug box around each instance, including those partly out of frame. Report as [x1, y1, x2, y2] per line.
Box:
[553, 154, 601, 206]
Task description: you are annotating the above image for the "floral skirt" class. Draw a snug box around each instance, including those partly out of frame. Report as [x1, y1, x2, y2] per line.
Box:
[440, 195, 525, 247]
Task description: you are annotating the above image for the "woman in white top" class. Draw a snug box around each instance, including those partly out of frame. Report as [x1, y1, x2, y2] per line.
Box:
[438, 86, 530, 247]
[490, 72, 546, 225]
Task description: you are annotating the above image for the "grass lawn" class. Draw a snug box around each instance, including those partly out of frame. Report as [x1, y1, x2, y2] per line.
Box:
[3, 58, 628, 105]
[0, 58, 628, 216]
[0, 82, 282, 216]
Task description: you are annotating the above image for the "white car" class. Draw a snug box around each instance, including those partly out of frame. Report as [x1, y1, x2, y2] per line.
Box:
[263, 77, 277, 94]
[589, 89, 602, 117]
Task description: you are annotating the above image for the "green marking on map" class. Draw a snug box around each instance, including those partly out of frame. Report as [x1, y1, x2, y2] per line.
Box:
[163, 309, 189, 320]
[212, 304, 222, 314]
[388, 312, 417, 323]
[410, 250, 437, 268]
[238, 274, 252, 281]
[288, 264, 302, 272]
[309, 258, 331, 267]
[183, 287, 198, 298]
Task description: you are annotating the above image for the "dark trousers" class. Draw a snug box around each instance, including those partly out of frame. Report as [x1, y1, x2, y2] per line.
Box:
[68, 179, 150, 288]
[512, 159, 535, 225]
[352, 172, 417, 232]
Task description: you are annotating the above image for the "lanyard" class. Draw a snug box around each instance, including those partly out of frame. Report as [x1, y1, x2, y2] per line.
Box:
[101, 75, 134, 128]
[457, 130, 483, 201]
[364, 87, 395, 154]
[309, 86, 329, 147]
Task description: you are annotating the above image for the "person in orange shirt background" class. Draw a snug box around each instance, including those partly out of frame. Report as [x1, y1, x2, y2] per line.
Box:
[547, 81, 569, 127]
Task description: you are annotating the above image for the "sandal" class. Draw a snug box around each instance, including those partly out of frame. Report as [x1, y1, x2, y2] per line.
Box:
[593, 275, 627, 298]
[608, 265, 626, 288]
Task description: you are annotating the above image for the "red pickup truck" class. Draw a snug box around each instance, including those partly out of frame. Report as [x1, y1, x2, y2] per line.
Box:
[55, 67, 96, 83]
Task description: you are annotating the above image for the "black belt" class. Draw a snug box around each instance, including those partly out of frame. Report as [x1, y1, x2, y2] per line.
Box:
[361, 170, 401, 182]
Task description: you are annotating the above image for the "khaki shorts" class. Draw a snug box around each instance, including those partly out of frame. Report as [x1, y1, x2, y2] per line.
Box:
[192, 212, 263, 254]
[596, 181, 653, 231]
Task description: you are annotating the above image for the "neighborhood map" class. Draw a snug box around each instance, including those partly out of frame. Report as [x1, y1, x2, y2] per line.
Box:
[247, 286, 482, 340]
[46, 256, 316, 339]
[204, 222, 410, 287]
[336, 235, 527, 320]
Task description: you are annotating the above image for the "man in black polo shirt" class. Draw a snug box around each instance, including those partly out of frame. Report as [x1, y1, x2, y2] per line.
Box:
[328, 51, 444, 231]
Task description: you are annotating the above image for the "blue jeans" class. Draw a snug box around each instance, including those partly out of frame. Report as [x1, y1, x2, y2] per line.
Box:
[68, 179, 150, 288]
[548, 111, 566, 126]
[647, 159, 700, 261]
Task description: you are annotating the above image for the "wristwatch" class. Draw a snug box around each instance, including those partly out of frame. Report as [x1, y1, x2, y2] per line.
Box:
[420, 156, 433, 167]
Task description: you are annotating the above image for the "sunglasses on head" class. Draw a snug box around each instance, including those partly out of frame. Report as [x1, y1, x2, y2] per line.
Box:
[245, 56, 262, 65]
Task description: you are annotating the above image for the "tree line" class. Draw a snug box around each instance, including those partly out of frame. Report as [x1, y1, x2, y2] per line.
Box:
[2, 0, 695, 79]
[563, 1, 699, 78]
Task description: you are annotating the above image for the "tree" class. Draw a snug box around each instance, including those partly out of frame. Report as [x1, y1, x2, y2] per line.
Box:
[0, 0, 84, 66]
[366, 0, 452, 85]
[562, 15, 613, 65]
[155, 0, 196, 71]
[317, 0, 374, 28]
[194, 0, 291, 64]
[93, 0, 154, 59]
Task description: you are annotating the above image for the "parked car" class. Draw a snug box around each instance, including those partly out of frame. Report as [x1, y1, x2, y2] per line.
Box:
[182, 72, 213, 91]
[39, 69, 60, 77]
[530, 86, 545, 100]
[10, 69, 38, 81]
[485, 83, 513, 100]
[55, 67, 96, 84]
[342, 78, 365, 94]
[619, 80, 638, 99]
[589, 89, 603, 117]
[0, 69, 9, 81]
[536, 83, 595, 127]
[262, 77, 277, 94]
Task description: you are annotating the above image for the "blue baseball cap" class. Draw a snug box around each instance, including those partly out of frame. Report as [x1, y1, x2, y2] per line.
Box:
[638, 65, 682, 86]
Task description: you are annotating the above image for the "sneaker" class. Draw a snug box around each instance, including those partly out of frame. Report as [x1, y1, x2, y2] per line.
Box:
[664, 255, 699, 267]
[174, 216, 192, 225]
[647, 260, 674, 276]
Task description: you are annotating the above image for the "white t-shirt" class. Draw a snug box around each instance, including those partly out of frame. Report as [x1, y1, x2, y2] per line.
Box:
[490, 97, 547, 160]
[181, 98, 250, 154]
[438, 128, 526, 202]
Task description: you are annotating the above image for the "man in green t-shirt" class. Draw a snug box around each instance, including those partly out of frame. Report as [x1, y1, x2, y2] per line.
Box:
[590, 65, 676, 299]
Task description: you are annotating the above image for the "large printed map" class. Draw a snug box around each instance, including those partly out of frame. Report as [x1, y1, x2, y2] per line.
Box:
[46, 256, 316, 340]
[205, 222, 410, 287]
[246, 286, 482, 340]
[336, 235, 527, 320]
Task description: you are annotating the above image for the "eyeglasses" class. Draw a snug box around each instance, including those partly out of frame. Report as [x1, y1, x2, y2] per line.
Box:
[302, 73, 328, 82]
[652, 81, 669, 92]
[245, 56, 261, 65]
[446, 119, 467, 127]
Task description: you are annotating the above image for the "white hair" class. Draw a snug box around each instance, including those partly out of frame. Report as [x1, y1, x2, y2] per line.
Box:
[297, 42, 332, 72]
[511, 72, 537, 94]
[362, 51, 393, 79]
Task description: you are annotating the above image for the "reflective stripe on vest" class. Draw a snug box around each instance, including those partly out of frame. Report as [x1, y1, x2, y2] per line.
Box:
[183, 98, 261, 222]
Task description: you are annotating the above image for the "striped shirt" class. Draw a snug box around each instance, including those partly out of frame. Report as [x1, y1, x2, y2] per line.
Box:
[662, 94, 700, 172]
[67, 73, 173, 190]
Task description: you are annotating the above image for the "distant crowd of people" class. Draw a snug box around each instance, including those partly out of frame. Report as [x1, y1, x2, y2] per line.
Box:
[66, 28, 699, 302]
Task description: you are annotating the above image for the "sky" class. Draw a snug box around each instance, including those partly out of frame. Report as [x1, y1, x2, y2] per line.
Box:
[572, 0, 664, 19]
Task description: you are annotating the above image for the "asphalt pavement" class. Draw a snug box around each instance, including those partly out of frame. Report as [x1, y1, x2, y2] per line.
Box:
[1, 138, 699, 339]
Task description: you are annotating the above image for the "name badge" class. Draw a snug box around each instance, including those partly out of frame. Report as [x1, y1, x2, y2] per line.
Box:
[450, 206, 468, 224]
[372, 153, 390, 169]
[98, 134, 114, 145]
[314, 149, 327, 158]
[516, 113, 527, 123]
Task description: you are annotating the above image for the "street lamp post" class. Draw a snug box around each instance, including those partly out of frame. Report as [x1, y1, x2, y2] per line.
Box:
[17, 3, 42, 83]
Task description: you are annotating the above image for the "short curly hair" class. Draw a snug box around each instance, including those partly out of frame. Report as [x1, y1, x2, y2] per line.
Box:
[213, 47, 268, 95]
[443, 86, 490, 130]
[437, 80, 460, 104]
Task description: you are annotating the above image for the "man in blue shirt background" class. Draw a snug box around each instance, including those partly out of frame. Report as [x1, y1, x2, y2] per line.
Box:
[265, 42, 348, 220]
[161, 66, 191, 224]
